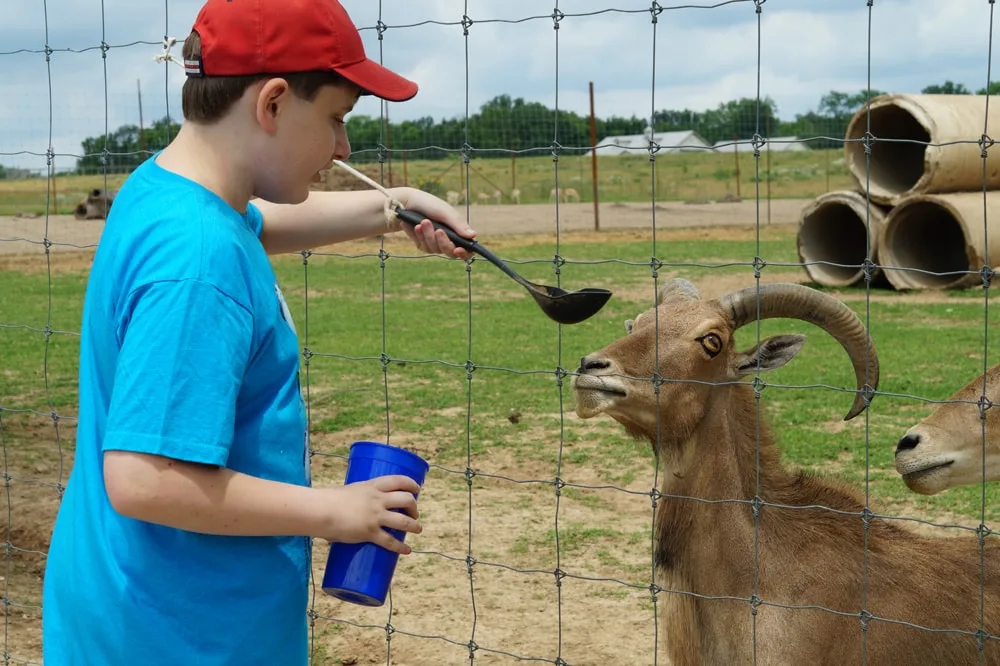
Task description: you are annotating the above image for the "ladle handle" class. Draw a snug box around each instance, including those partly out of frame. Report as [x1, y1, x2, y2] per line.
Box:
[393, 208, 480, 254]
[393, 208, 532, 288]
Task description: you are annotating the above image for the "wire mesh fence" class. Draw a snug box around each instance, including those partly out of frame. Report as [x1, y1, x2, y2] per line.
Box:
[3, 1, 1000, 664]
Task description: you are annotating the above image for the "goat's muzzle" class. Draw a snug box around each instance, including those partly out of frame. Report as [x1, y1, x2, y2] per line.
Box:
[572, 355, 626, 418]
[894, 428, 956, 494]
[578, 355, 610, 374]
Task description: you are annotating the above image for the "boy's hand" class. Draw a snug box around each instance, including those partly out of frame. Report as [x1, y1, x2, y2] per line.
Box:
[392, 187, 477, 261]
[315, 475, 423, 554]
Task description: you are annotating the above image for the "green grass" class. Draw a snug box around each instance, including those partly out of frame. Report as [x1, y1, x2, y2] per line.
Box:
[0, 172, 128, 217]
[0, 148, 852, 215]
[3, 227, 1000, 526]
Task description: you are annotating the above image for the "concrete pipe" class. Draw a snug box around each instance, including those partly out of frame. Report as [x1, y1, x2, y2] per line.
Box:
[796, 190, 889, 288]
[844, 94, 1000, 206]
[878, 191, 1000, 290]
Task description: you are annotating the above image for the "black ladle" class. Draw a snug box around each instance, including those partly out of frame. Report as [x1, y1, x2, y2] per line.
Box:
[394, 207, 612, 325]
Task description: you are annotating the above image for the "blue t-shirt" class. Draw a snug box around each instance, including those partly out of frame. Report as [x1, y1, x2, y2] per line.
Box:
[43, 155, 311, 665]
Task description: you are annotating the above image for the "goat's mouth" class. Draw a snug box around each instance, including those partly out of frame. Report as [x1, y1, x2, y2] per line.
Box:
[572, 374, 626, 418]
[898, 460, 955, 494]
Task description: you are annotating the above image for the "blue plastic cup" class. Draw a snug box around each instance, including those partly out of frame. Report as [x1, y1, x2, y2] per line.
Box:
[322, 441, 429, 606]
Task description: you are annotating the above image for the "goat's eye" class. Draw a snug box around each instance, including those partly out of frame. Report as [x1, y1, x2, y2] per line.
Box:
[699, 333, 722, 356]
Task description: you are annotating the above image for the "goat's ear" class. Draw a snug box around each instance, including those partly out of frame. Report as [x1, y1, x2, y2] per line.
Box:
[734, 334, 807, 375]
[624, 319, 634, 334]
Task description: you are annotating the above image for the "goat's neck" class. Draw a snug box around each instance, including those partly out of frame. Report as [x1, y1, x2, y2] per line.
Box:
[650, 386, 800, 659]
[657, 385, 791, 502]
[652, 385, 808, 580]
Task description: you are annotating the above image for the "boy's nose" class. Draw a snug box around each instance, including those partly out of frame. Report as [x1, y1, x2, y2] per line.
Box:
[333, 136, 352, 161]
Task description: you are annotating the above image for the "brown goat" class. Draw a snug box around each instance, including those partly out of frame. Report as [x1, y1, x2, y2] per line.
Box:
[571, 278, 1000, 664]
[73, 188, 116, 220]
[895, 361, 1000, 495]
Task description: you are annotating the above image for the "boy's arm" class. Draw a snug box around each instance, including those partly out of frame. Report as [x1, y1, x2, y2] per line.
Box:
[255, 186, 477, 257]
[101, 279, 421, 552]
[104, 450, 423, 553]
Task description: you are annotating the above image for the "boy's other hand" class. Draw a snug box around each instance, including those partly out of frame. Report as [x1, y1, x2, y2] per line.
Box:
[394, 187, 477, 261]
[315, 474, 423, 554]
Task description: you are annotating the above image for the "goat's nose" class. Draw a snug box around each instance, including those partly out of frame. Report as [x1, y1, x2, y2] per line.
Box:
[896, 433, 921, 455]
[578, 355, 610, 372]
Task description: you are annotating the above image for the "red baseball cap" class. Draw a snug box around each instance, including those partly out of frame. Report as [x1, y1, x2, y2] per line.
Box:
[184, 0, 418, 102]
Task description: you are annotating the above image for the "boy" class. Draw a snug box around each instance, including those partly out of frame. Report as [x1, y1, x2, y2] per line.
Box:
[41, 0, 477, 663]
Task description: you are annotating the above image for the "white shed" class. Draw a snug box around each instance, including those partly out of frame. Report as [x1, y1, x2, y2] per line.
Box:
[712, 136, 811, 153]
[595, 128, 713, 156]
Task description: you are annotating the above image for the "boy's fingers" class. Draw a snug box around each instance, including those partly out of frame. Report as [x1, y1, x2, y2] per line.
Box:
[387, 492, 419, 520]
[373, 475, 421, 494]
[384, 510, 422, 535]
[375, 529, 412, 555]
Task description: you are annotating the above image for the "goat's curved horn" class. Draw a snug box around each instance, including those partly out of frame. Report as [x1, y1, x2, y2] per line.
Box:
[719, 283, 878, 421]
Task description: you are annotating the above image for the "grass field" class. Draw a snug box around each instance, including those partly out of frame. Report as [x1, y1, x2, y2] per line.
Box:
[0, 147, 851, 216]
[3, 225, 999, 663]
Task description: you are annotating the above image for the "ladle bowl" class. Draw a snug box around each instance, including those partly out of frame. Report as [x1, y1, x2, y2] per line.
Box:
[394, 208, 612, 325]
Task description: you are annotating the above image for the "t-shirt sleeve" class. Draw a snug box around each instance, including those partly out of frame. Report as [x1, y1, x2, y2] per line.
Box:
[102, 278, 254, 466]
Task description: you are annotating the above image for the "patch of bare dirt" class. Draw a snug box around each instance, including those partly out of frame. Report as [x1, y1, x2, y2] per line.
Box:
[0, 199, 806, 258]
[2, 412, 70, 663]
[305, 442, 661, 665]
[835, 290, 994, 305]
[882, 500, 985, 539]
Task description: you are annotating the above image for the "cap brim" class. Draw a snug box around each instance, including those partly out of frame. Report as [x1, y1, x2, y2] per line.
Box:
[336, 58, 418, 102]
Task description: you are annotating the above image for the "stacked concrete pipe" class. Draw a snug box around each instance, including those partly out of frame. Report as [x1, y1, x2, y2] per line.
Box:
[839, 93, 1000, 289]
[796, 190, 889, 288]
[877, 192, 1000, 290]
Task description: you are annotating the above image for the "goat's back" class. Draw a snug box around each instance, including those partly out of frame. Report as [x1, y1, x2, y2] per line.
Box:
[750, 517, 1000, 664]
[659, 497, 1000, 665]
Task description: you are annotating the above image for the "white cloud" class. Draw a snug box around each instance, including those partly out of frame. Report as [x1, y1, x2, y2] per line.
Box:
[2, 0, 998, 171]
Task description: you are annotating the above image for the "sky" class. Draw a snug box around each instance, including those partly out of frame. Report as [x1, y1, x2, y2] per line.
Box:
[0, 0, 994, 173]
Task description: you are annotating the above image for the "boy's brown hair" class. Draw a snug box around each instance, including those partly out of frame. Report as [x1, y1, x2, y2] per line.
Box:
[181, 31, 348, 124]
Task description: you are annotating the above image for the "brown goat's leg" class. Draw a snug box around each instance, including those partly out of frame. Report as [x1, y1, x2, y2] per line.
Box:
[661, 589, 701, 666]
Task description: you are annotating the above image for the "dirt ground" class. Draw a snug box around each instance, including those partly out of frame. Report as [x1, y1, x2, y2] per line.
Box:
[0, 198, 806, 256]
[1, 198, 984, 665]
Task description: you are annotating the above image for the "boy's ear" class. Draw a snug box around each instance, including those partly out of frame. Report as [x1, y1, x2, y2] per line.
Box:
[254, 78, 291, 134]
[733, 334, 806, 375]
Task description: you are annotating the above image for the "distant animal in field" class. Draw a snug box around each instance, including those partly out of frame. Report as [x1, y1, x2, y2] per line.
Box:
[549, 187, 580, 203]
[74, 188, 116, 220]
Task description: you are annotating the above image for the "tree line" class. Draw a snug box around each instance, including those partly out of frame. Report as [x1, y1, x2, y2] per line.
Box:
[8, 80, 995, 177]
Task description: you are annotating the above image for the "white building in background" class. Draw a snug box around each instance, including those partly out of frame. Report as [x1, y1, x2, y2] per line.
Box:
[712, 136, 810, 153]
[594, 127, 713, 156]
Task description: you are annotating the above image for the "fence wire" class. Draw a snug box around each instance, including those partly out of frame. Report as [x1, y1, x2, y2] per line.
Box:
[2, 1, 1000, 665]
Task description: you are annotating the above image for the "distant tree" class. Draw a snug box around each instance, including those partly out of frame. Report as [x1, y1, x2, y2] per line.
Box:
[78, 83, 982, 171]
[922, 80, 971, 94]
[645, 97, 780, 146]
[817, 90, 888, 123]
[977, 81, 1000, 96]
[76, 116, 181, 174]
[0, 164, 36, 180]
